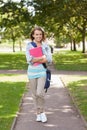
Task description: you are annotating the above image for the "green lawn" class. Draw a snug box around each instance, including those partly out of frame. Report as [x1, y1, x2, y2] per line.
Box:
[0, 53, 27, 70]
[0, 53, 28, 129]
[53, 51, 87, 71]
[53, 50, 87, 122]
[0, 74, 27, 130]
[67, 79, 87, 121]
[1, 51, 87, 71]
[0, 51, 87, 128]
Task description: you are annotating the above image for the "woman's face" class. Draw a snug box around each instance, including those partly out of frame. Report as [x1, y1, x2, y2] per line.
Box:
[33, 30, 43, 43]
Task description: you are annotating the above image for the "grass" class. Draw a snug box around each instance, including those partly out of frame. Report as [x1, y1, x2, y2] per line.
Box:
[1, 51, 87, 71]
[67, 79, 87, 121]
[61, 74, 87, 122]
[0, 53, 27, 70]
[53, 50, 87, 122]
[0, 74, 27, 130]
[53, 51, 87, 71]
[0, 53, 28, 129]
[0, 51, 87, 127]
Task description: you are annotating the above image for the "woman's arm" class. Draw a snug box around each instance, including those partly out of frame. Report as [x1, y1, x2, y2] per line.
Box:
[31, 55, 47, 63]
[42, 43, 52, 63]
[26, 42, 51, 64]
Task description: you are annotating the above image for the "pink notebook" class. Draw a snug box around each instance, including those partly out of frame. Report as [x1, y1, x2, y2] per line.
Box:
[29, 46, 43, 66]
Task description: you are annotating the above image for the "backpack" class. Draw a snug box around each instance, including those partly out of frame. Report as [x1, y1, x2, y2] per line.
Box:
[31, 42, 51, 92]
[44, 69, 51, 92]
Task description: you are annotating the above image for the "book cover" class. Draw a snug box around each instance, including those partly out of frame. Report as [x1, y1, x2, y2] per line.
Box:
[29, 46, 43, 66]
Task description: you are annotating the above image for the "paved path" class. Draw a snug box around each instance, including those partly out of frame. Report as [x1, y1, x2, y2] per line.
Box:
[6, 66, 86, 130]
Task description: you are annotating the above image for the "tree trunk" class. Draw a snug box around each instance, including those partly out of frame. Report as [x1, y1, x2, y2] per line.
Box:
[82, 35, 85, 53]
[73, 39, 76, 51]
[77, 18, 86, 53]
[82, 25, 86, 53]
[13, 40, 15, 52]
[70, 41, 73, 51]
[19, 41, 22, 51]
[11, 29, 15, 52]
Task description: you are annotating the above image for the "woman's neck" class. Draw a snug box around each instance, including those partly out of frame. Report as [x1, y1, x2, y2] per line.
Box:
[34, 40, 42, 47]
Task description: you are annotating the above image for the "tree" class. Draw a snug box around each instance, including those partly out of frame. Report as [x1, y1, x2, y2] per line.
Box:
[28, 0, 87, 52]
[0, 0, 87, 52]
[0, 0, 32, 52]
[67, 0, 87, 53]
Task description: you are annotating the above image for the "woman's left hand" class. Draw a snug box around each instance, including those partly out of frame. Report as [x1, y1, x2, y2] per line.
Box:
[40, 55, 47, 63]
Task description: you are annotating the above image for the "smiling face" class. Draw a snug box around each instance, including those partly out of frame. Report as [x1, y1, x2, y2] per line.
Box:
[30, 27, 45, 42]
[33, 30, 43, 43]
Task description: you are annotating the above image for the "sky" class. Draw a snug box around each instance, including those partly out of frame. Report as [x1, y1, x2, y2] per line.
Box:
[3, 0, 21, 3]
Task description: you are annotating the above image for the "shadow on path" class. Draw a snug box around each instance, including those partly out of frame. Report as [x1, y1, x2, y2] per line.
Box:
[12, 71, 87, 130]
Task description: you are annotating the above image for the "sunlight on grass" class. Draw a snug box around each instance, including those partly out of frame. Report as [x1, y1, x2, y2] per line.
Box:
[53, 51, 87, 71]
[0, 74, 27, 130]
[67, 79, 87, 121]
[0, 74, 28, 82]
[61, 75, 87, 86]
[61, 74, 87, 122]
[0, 53, 27, 70]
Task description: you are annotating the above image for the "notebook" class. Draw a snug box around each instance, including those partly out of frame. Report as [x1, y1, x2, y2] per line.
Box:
[29, 46, 43, 66]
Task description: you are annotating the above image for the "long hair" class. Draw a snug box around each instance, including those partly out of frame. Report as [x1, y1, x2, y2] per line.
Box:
[30, 26, 46, 41]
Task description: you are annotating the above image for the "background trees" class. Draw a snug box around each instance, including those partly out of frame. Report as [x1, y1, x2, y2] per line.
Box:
[0, 0, 87, 52]
[0, 0, 32, 52]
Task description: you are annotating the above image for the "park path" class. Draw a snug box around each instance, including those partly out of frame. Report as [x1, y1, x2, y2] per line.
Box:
[0, 66, 87, 130]
[3, 65, 86, 130]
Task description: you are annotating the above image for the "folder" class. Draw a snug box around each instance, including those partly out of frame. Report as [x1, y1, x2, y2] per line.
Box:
[29, 46, 43, 66]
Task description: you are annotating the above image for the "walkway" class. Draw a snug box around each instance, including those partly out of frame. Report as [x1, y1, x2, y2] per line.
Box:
[0, 67, 87, 130]
[7, 65, 86, 130]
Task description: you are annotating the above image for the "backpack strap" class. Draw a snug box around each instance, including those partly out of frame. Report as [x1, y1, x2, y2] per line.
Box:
[31, 42, 37, 47]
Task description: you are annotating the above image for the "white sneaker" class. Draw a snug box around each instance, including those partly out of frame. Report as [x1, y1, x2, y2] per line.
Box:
[40, 113, 47, 123]
[36, 114, 41, 122]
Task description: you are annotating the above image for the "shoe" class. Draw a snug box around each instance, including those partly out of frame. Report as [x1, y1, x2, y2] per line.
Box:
[36, 114, 41, 122]
[40, 113, 47, 123]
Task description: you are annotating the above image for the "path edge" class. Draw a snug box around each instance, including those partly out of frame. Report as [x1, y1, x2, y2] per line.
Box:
[10, 82, 29, 130]
[60, 77, 87, 129]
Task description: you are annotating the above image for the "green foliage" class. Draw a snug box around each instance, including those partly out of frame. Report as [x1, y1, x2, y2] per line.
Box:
[53, 51, 87, 71]
[0, 0, 32, 51]
[0, 0, 87, 52]
[0, 53, 27, 70]
[67, 79, 87, 121]
[0, 80, 26, 130]
[54, 32, 70, 47]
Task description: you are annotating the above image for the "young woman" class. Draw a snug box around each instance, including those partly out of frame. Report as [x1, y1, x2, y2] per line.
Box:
[26, 26, 52, 123]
